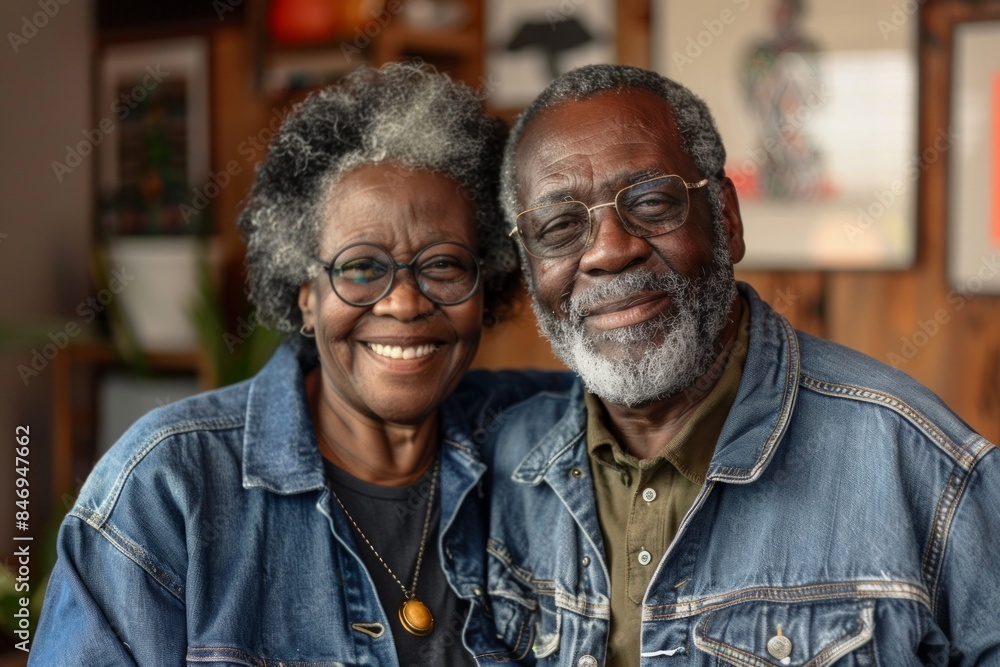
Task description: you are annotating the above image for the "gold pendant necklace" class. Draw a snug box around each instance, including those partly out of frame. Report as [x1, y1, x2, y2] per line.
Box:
[331, 456, 439, 637]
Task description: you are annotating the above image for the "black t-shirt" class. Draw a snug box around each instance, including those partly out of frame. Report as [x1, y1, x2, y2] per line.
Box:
[324, 458, 476, 667]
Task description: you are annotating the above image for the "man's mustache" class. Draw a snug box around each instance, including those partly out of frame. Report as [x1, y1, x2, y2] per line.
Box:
[563, 269, 686, 320]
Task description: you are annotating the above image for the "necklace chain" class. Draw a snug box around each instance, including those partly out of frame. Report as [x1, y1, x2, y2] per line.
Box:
[331, 456, 440, 600]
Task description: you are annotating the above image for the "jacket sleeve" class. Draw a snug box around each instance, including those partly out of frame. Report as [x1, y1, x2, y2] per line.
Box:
[28, 514, 187, 666]
[936, 443, 1000, 665]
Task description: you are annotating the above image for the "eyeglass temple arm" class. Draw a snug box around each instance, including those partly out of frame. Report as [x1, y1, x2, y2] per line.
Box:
[687, 178, 709, 189]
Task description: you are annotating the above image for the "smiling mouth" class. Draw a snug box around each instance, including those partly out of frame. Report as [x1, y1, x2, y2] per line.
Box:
[582, 292, 666, 318]
[581, 293, 670, 330]
[367, 343, 441, 360]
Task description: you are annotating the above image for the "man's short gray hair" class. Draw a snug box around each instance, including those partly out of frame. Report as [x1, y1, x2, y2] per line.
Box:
[238, 61, 516, 335]
[499, 64, 728, 228]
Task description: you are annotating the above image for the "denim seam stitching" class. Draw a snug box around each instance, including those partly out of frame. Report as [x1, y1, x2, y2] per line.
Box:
[186, 645, 346, 667]
[514, 429, 587, 485]
[693, 614, 771, 667]
[922, 444, 991, 619]
[643, 580, 930, 620]
[553, 590, 610, 619]
[487, 539, 537, 592]
[186, 646, 263, 666]
[692, 602, 874, 666]
[810, 604, 875, 666]
[710, 315, 800, 483]
[93, 417, 246, 522]
[798, 376, 971, 467]
[70, 506, 185, 601]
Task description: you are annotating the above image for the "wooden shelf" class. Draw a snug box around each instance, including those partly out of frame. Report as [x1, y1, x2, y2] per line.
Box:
[248, 0, 484, 94]
[52, 341, 209, 499]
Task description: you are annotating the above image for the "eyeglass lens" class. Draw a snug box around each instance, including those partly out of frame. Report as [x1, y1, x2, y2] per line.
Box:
[329, 242, 479, 306]
[517, 175, 694, 258]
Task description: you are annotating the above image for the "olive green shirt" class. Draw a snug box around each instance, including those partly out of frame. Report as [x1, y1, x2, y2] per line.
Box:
[586, 302, 749, 667]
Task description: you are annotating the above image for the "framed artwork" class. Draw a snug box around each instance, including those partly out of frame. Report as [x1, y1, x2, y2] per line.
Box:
[948, 19, 1000, 294]
[485, 0, 617, 110]
[97, 37, 210, 236]
[654, 0, 918, 269]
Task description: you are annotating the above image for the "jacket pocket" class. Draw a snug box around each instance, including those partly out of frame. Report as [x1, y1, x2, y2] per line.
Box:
[487, 539, 563, 660]
[693, 600, 875, 667]
[531, 582, 563, 658]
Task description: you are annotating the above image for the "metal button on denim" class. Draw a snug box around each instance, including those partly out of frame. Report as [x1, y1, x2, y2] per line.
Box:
[581, 556, 590, 566]
[637, 550, 652, 565]
[641, 487, 657, 502]
[570, 467, 584, 478]
[577, 655, 598, 667]
[767, 627, 792, 662]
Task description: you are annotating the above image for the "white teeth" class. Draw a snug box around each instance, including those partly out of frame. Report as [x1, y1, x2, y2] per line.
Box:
[368, 343, 439, 360]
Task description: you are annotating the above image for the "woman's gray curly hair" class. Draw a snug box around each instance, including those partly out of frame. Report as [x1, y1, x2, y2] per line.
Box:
[238, 62, 516, 336]
[499, 64, 729, 242]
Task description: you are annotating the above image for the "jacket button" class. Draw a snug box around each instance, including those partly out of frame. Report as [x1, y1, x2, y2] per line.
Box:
[577, 656, 598, 667]
[581, 556, 590, 567]
[767, 626, 793, 661]
[637, 550, 652, 566]
[570, 467, 584, 478]
[641, 487, 657, 502]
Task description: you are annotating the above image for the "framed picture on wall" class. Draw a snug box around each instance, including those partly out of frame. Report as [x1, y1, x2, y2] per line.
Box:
[485, 0, 617, 111]
[653, 0, 918, 270]
[97, 37, 210, 236]
[948, 19, 1000, 295]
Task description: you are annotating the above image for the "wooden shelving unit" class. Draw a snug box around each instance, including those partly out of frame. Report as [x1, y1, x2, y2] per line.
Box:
[247, 0, 483, 94]
[51, 342, 211, 499]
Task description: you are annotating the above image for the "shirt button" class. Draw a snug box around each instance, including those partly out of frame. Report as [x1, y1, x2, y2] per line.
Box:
[641, 487, 657, 502]
[570, 467, 584, 478]
[577, 656, 598, 667]
[581, 556, 590, 567]
[637, 550, 652, 566]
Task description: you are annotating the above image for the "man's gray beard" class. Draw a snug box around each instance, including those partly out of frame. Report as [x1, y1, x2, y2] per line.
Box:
[531, 232, 736, 408]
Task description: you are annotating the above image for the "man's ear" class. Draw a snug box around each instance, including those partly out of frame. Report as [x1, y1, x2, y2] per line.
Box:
[298, 281, 317, 330]
[720, 175, 746, 264]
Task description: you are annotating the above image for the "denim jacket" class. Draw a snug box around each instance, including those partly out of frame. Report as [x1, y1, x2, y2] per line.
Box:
[478, 283, 1000, 667]
[30, 343, 568, 666]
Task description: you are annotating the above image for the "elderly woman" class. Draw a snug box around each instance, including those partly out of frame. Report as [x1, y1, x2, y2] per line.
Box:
[30, 63, 564, 666]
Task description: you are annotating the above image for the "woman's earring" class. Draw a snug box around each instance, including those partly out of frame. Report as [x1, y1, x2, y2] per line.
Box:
[300, 325, 315, 338]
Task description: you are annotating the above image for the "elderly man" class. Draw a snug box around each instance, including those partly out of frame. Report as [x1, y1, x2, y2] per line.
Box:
[476, 65, 1000, 666]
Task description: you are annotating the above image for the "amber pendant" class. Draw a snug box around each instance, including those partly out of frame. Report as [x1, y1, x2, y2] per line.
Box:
[399, 598, 435, 636]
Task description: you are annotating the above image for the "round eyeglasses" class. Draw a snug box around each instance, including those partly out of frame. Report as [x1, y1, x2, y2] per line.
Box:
[510, 174, 709, 259]
[321, 241, 482, 307]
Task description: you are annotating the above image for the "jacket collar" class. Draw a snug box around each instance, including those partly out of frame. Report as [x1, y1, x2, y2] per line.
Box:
[511, 389, 588, 485]
[242, 342, 486, 494]
[243, 343, 328, 494]
[707, 283, 799, 483]
[511, 282, 800, 486]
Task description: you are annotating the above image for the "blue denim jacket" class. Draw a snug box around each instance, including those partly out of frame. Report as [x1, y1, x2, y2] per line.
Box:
[478, 284, 1000, 666]
[30, 343, 568, 666]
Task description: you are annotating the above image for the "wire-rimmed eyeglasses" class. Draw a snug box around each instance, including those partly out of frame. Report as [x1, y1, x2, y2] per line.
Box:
[321, 241, 482, 307]
[509, 174, 709, 259]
